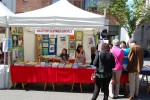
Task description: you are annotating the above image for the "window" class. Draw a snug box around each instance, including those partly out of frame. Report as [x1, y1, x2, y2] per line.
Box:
[84, 0, 98, 10]
[73, 0, 84, 9]
[141, 25, 144, 41]
[146, 0, 150, 7]
[52, 0, 59, 4]
[51, 0, 84, 9]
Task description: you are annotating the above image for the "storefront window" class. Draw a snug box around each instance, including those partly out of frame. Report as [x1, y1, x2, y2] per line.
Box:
[84, 0, 98, 10]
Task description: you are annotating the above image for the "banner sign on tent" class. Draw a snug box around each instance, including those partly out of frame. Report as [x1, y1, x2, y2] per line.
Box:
[35, 28, 74, 35]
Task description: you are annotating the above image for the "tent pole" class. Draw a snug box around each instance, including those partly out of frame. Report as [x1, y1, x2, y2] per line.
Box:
[6, 27, 10, 65]
[3, 45, 6, 88]
[3, 27, 10, 89]
[5, 16, 11, 89]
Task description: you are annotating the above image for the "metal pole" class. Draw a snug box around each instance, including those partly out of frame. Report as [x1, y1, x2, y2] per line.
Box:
[7, 16, 11, 89]
[4, 16, 11, 89]
[3, 44, 6, 88]
[4, 27, 9, 89]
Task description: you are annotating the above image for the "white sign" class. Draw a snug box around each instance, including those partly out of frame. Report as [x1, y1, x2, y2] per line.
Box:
[35, 28, 74, 35]
[2, 38, 12, 52]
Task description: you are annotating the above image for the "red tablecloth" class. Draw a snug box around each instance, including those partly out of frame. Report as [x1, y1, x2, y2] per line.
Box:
[10, 65, 128, 84]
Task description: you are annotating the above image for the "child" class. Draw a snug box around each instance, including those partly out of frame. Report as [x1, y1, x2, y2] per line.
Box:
[60, 48, 69, 62]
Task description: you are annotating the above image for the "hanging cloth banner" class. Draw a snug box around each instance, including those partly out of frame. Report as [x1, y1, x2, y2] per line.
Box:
[35, 28, 74, 35]
[2, 38, 12, 52]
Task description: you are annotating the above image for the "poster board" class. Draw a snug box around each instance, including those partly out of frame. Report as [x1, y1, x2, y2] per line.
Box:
[68, 31, 83, 59]
[37, 34, 57, 56]
[11, 27, 24, 63]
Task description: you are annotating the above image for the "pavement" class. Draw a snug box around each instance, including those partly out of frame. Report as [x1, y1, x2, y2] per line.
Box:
[0, 57, 150, 100]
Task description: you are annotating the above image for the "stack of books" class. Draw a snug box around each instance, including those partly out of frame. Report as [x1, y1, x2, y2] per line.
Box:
[64, 63, 72, 68]
[45, 62, 53, 67]
[52, 62, 59, 68]
[58, 62, 66, 68]
[72, 63, 78, 68]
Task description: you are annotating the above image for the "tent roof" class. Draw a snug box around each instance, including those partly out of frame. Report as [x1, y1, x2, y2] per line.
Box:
[8, 0, 105, 28]
[0, 2, 14, 27]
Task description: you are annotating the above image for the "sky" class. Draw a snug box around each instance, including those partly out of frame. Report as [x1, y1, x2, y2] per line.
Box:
[127, 0, 133, 5]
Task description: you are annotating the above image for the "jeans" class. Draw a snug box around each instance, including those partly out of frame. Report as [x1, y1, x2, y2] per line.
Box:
[91, 76, 112, 100]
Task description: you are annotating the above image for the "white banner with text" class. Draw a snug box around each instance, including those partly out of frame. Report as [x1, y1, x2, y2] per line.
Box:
[35, 28, 74, 35]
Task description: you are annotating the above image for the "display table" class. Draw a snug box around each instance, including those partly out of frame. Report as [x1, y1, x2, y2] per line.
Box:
[140, 67, 150, 75]
[140, 67, 150, 94]
[10, 65, 129, 91]
[10, 65, 94, 91]
[0, 65, 11, 89]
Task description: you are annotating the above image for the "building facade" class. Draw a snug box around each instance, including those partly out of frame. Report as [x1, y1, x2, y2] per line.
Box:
[2, 0, 121, 43]
[133, 0, 150, 49]
[1, 0, 109, 13]
[2, 0, 85, 13]
[1, 0, 16, 13]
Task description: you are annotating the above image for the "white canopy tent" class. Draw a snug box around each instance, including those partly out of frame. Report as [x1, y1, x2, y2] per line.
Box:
[8, 0, 105, 28]
[0, 2, 14, 27]
[7, 0, 106, 63]
[0, 2, 14, 89]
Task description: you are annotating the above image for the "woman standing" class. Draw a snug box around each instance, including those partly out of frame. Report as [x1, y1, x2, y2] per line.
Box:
[91, 43, 115, 100]
[120, 41, 130, 70]
[75, 44, 86, 64]
[109, 39, 124, 99]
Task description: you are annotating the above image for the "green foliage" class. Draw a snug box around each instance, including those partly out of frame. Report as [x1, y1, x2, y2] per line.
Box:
[94, 0, 150, 37]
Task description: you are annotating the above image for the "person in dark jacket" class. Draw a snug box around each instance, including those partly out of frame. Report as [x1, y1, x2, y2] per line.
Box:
[91, 43, 115, 100]
[90, 46, 96, 65]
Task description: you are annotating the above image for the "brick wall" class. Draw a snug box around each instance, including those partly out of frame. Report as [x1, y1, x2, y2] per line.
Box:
[16, 0, 51, 13]
[16, 0, 84, 13]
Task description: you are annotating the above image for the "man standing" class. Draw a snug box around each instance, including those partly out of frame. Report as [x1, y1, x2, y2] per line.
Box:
[127, 39, 144, 99]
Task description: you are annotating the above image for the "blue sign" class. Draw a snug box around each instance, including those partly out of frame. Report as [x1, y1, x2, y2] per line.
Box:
[8, 38, 12, 51]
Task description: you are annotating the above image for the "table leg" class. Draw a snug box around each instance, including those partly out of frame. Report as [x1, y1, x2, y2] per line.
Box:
[80, 83, 82, 92]
[14, 83, 16, 88]
[71, 83, 74, 92]
[125, 84, 129, 95]
[52, 83, 55, 91]
[22, 83, 25, 89]
[146, 75, 149, 87]
[44, 83, 47, 91]
[147, 84, 150, 94]
[140, 75, 144, 86]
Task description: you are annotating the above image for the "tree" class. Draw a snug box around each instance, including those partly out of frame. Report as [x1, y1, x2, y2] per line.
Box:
[139, 7, 150, 25]
[93, 0, 150, 38]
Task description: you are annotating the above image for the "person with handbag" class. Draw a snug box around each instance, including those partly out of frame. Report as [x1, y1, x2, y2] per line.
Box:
[91, 43, 115, 100]
[109, 39, 124, 99]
